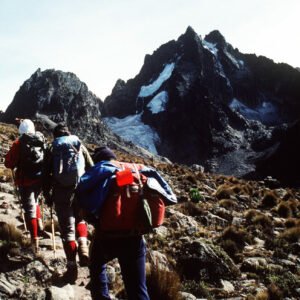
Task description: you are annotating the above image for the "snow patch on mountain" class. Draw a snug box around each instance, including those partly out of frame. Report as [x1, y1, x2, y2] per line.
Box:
[138, 63, 175, 98]
[224, 49, 244, 69]
[103, 114, 160, 154]
[229, 98, 279, 124]
[147, 91, 168, 114]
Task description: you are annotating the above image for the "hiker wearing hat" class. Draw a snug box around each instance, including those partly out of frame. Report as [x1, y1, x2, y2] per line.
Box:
[43, 123, 94, 283]
[5, 119, 46, 253]
[77, 146, 177, 300]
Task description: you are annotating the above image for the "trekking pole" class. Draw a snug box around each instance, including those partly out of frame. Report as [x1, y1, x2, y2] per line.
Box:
[50, 206, 57, 259]
[10, 169, 28, 234]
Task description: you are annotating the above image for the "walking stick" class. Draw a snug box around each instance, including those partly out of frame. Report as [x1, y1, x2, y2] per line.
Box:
[10, 169, 28, 234]
[50, 206, 57, 258]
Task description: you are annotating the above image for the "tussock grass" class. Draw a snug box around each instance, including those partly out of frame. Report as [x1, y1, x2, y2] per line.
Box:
[215, 184, 234, 199]
[279, 227, 300, 243]
[0, 221, 23, 244]
[218, 199, 237, 210]
[0, 221, 28, 259]
[176, 202, 204, 217]
[261, 191, 279, 208]
[245, 210, 273, 231]
[277, 202, 292, 218]
[218, 226, 252, 258]
[285, 218, 300, 228]
[255, 284, 283, 300]
[147, 265, 182, 300]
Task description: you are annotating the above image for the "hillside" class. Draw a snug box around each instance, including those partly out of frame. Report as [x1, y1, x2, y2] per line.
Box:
[0, 122, 300, 299]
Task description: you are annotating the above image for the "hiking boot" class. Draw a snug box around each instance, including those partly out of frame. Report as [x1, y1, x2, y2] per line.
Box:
[78, 239, 89, 266]
[63, 261, 78, 284]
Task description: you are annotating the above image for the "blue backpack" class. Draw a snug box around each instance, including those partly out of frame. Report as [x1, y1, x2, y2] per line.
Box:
[52, 135, 85, 187]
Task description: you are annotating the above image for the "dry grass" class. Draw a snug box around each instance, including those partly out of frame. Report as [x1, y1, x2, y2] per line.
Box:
[147, 265, 182, 300]
[277, 202, 292, 218]
[176, 202, 204, 217]
[219, 226, 252, 252]
[0, 221, 24, 244]
[285, 218, 300, 228]
[215, 184, 234, 199]
[0, 221, 29, 259]
[279, 226, 300, 243]
[218, 199, 237, 210]
[255, 283, 283, 300]
[261, 191, 279, 208]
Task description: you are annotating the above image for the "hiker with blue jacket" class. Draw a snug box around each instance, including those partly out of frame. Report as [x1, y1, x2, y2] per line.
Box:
[77, 146, 177, 300]
[43, 123, 93, 283]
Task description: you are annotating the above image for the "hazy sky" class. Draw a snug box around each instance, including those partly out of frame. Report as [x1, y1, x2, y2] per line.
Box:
[1, 0, 299, 111]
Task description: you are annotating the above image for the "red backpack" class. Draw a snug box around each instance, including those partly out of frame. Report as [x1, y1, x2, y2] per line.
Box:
[99, 162, 165, 234]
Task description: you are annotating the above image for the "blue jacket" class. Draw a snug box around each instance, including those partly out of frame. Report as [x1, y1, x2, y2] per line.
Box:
[76, 160, 177, 216]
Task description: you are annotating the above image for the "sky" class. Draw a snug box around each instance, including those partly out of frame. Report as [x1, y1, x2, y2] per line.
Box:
[0, 0, 299, 111]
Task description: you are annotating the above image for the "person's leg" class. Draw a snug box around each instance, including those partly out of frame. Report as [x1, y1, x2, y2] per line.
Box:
[118, 236, 150, 300]
[74, 203, 89, 265]
[52, 186, 77, 282]
[76, 220, 89, 266]
[19, 185, 39, 251]
[89, 238, 111, 300]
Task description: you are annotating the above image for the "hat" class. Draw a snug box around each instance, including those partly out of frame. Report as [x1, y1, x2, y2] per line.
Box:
[53, 123, 71, 138]
[18, 119, 35, 135]
[93, 146, 117, 163]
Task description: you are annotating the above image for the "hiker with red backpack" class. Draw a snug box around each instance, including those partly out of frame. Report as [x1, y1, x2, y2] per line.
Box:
[5, 119, 46, 253]
[43, 123, 94, 283]
[76, 146, 177, 300]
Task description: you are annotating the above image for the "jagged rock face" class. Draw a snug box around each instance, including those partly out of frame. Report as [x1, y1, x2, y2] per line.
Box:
[1, 69, 106, 143]
[103, 27, 300, 182]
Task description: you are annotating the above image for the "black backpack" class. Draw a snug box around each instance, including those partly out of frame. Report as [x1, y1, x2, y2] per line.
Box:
[18, 132, 45, 178]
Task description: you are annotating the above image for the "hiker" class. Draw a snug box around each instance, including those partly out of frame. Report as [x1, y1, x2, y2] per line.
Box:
[5, 119, 46, 252]
[43, 123, 93, 283]
[76, 146, 177, 300]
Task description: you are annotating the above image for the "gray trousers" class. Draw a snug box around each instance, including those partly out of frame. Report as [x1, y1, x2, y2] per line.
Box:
[52, 185, 76, 242]
[18, 184, 41, 219]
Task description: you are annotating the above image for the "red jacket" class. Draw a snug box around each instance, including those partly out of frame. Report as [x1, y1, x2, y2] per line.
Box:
[5, 139, 40, 187]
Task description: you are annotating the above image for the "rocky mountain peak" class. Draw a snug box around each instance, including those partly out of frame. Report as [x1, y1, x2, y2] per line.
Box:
[204, 30, 227, 48]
